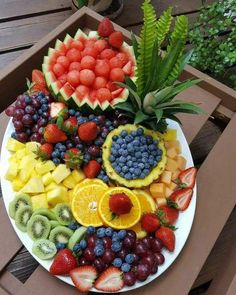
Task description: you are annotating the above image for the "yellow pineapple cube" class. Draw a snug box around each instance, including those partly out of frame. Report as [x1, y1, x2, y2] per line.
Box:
[12, 178, 24, 191]
[167, 147, 178, 159]
[71, 169, 86, 183]
[8, 154, 18, 164]
[171, 169, 181, 180]
[42, 172, 53, 186]
[165, 187, 174, 198]
[25, 141, 40, 153]
[150, 183, 166, 199]
[21, 177, 44, 194]
[156, 198, 167, 207]
[165, 158, 179, 172]
[16, 148, 27, 160]
[52, 164, 71, 184]
[30, 169, 38, 178]
[160, 170, 172, 185]
[175, 155, 186, 170]
[45, 182, 58, 192]
[19, 155, 37, 169]
[163, 129, 177, 141]
[6, 138, 25, 152]
[5, 162, 18, 181]
[167, 181, 178, 191]
[19, 169, 31, 183]
[63, 174, 77, 189]
[31, 193, 48, 210]
[47, 187, 68, 207]
[35, 160, 56, 175]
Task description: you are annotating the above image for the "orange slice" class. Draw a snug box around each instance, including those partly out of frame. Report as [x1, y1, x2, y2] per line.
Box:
[71, 184, 108, 227]
[73, 178, 108, 196]
[98, 187, 141, 229]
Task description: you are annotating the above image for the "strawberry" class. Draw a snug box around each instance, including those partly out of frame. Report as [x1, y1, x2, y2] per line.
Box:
[122, 61, 132, 75]
[63, 117, 78, 135]
[98, 17, 114, 37]
[155, 227, 175, 252]
[157, 205, 179, 225]
[109, 193, 133, 215]
[64, 148, 83, 170]
[94, 266, 124, 292]
[108, 31, 124, 49]
[36, 143, 53, 160]
[178, 167, 197, 189]
[50, 249, 77, 275]
[44, 124, 67, 143]
[50, 102, 68, 119]
[31, 69, 49, 95]
[70, 266, 97, 292]
[170, 188, 193, 211]
[83, 160, 101, 178]
[78, 122, 98, 142]
[141, 213, 160, 233]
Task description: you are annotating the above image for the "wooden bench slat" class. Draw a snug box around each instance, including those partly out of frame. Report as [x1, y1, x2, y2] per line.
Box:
[0, 271, 22, 294]
[0, 286, 9, 295]
[0, 50, 28, 71]
[126, 114, 236, 295]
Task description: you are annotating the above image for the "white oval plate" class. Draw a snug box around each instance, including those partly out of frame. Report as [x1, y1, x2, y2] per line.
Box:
[0, 119, 196, 292]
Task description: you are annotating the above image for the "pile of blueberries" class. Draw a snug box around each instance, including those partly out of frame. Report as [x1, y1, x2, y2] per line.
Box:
[110, 127, 163, 180]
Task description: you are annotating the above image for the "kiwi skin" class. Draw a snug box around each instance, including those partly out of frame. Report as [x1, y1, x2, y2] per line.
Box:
[49, 226, 73, 245]
[27, 215, 51, 241]
[32, 208, 56, 220]
[32, 239, 57, 260]
[9, 193, 32, 219]
[54, 203, 73, 226]
[15, 205, 32, 232]
[68, 226, 87, 250]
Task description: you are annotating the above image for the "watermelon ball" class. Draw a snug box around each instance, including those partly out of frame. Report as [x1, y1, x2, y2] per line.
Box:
[93, 77, 107, 90]
[76, 85, 90, 100]
[90, 90, 98, 102]
[66, 48, 82, 62]
[116, 52, 129, 66]
[110, 68, 125, 82]
[85, 39, 96, 48]
[69, 62, 81, 72]
[81, 47, 99, 59]
[81, 56, 96, 70]
[94, 39, 108, 53]
[95, 60, 110, 78]
[53, 63, 66, 77]
[109, 56, 123, 69]
[100, 49, 116, 60]
[97, 88, 112, 103]
[58, 74, 67, 85]
[57, 56, 70, 69]
[70, 40, 84, 51]
[67, 70, 80, 87]
[80, 69, 96, 86]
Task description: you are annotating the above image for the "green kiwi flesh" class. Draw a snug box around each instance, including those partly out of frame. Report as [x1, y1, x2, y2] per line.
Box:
[27, 215, 51, 240]
[32, 208, 56, 220]
[50, 220, 60, 228]
[9, 193, 31, 219]
[15, 205, 32, 232]
[68, 226, 87, 250]
[54, 203, 73, 225]
[32, 239, 57, 260]
[49, 226, 73, 245]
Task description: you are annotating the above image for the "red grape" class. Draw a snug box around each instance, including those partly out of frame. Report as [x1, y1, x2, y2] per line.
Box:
[83, 248, 96, 262]
[88, 145, 101, 157]
[16, 132, 28, 143]
[126, 230, 136, 240]
[25, 105, 35, 115]
[13, 121, 24, 131]
[142, 237, 153, 249]
[150, 238, 163, 253]
[154, 253, 165, 266]
[87, 235, 97, 248]
[32, 98, 41, 108]
[38, 118, 48, 127]
[32, 124, 39, 133]
[93, 258, 106, 272]
[5, 106, 15, 117]
[14, 109, 24, 120]
[102, 237, 112, 249]
[123, 237, 135, 250]
[78, 257, 90, 266]
[134, 243, 148, 257]
[141, 254, 155, 269]
[22, 114, 33, 126]
[102, 249, 115, 264]
[124, 272, 136, 286]
[116, 248, 128, 261]
[135, 263, 151, 281]
[132, 253, 140, 265]
[17, 94, 26, 103]
[30, 133, 42, 142]
[150, 264, 158, 275]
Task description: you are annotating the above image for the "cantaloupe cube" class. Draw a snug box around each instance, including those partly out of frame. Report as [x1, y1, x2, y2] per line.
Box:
[167, 147, 178, 159]
[156, 198, 167, 207]
[35, 160, 56, 175]
[165, 187, 174, 198]
[25, 141, 40, 153]
[160, 170, 172, 185]
[5, 162, 18, 181]
[42, 172, 53, 186]
[52, 164, 71, 184]
[165, 140, 182, 154]
[165, 158, 179, 172]
[167, 181, 178, 191]
[12, 178, 24, 191]
[45, 182, 58, 192]
[21, 177, 44, 194]
[31, 193, 48, 210]
[175, 155, 186, 170]
[6, 138, 25, 152]
[47, 187, 68, 207]
[171, 169, 181, 180]
[71, 169, 86, 183]
[63, 174, 77, 189]
[150, 183, 166, 198]
[163, 129, 177, 141]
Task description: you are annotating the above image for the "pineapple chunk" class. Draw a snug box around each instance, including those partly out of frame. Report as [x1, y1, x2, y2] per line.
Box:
[35, 160, 56, 175]
[163, 129, 177, 141]
[25, 141, 40, 153]
[52, 164, 71, 184]
[150, 183, 166, 199]
[165, 187, 174, 198]
[156, 198, 167, 207]
[68, 190, 73, 205]
[16, 148, 27, 160]
[47, 187, 68, 207]
[175, 155, 186, 170]
[165, 158, 179, 172]
[5, 162, 18, 181]
[6, 138, 25, 152]
[167, 181, 178, 191]
[31, 194, 48, 210]
[19, 155, 37, 169]
[19, 169, 31, 183]
[165, 140, 181, 154]
[21, 177, 44, 194]
[171, 169, 181, 180]
[167, 147, 178, 159]
[160, 170, 172, 185]
[12, 178, 24, 191]
[63, 174, 77, 189]
[42, 172, 53, 186]
[30, 169, 38, 178]
[45, 182, 58, 192]
[71, 169, 86, 183]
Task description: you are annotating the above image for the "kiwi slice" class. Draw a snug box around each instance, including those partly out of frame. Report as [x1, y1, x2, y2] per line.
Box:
[32, 208, 56, 220]
[27, 215, 51, 241]
[50, 220, 60, 228]
[49, 226, 73, 245]
[32, 239, 57, 260]
[15, 205, 33, 232]
[9, 193, 32, 219]
[53, 203, 73, 225]
[68, 226, 87, 251]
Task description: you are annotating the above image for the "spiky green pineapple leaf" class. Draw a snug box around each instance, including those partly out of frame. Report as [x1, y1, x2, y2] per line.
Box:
[154, 109, 163, 123]
[115, 82, 141, 110]
[131, 32, 139, 60]
[134, 110, 150, 124]
[114, 101, 136, 114]
[156, 7, 173, 48]
[136, 0, 157, 96]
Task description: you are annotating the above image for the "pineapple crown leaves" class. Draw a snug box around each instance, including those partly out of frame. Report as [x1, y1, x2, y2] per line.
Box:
[26, 78, 35, 95]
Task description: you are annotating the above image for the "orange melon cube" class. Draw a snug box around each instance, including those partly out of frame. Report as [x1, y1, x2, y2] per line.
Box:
[150, 183, 166, 199]
[167, 181, 178, 191]
[165, 187, 174, 198]
[156, 198, 167, 207]
[165, 140, 182, 154]
[171, 169, 181, 180]
[160, 170, 172, 185]
[167, 147, 178, 159]
[165, 158, 179, 172]
[176, 155, 187, 170]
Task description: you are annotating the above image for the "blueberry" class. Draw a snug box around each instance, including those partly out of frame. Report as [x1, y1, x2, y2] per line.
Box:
[120, 156, 126, 163]
[127, 161, 132, 168]
[112, 258, 122, 268]
[60, 152, 65, 159]
[135, 151, 142, 158]
[138, 163, 145, 169]
[94, 245, 105, 256]
[38, 109, 43, 115]
[131, 131, 137, 137]
[144, 162, 150, 169]
[87, 226, 96, 235]
[77, 117, 85, 125]
[105, 227, 113, 237]
[125, 254, 134, 264]
[24, 96, 32, 104]
[115, 166, 122, 173]
[140, 173, 146, 179]
[41, 104, 48, 111]
[143, 152, 149, 158]
[26, 128, 31, 135]
[137, 127, 144, 135]
[127, 143, 134, 153]
[101, 132, 108, 139]
[134, 168, 142, 176]
[122, 166, 129, 173]
[129, 167, 135, 173]
[108, 126, 114, 131]
[121, 130, 128, 138]
[105, 120, 112, 127]
[97, 227, 106, 238]
[94, 138, 104, 146]
[53, 158, 60, 164]
[112, 232, 119, 241]
[109, 155, 115, 162]
[41, 98, 48, 104]
[97, 157, 103, 164]
[143, 168, 150, 175]
[125, 172, 132, 180]
[127, 155, 132, 161]
[103, 175, 109, 182]
[148, 144, 156, 151]
[73, 243, 81, 252]
[111, 241, 122, 252]
[68, 222, 78, 230]
[84, 154, 91, 162]
[133, 140, 139, 146]
[146, 136, 153, 144]
[32, 114, 39, 122]
[75, 111, 81, 117]
[117, 230, 127, 240]
[69, 109, 76, 116]
[79, 239, 87, 249]
[133, 163, 138, 168]
[112, 135, 118, 141]
[11, 132, 17, 139]
[120, 171, 125, 177]
[121, 263, 131, 272]
[59, 145, 66, 152]
[125, 135, 133, 143]
[149, 159, 155, 166]
[122, 150, 129, 157]
[89, 114, 95, 120]
[56, 243, 66, 250]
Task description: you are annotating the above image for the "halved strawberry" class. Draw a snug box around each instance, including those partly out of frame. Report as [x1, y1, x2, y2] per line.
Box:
[157, 205, 179, 225]
[50, 249, 77, 275]
[178, 167, 197, 188]
[50, 102, 68, 118]
[94, 266, 124, 292]
[155, 227, 175, 252]
[170, 188, 193, 211]
[70, 266, 97, 292]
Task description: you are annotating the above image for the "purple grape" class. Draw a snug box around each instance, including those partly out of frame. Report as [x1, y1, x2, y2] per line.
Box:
[102, 249, 115, 264]
[14, 109, 24, 120]
[123, 237, 135, 250]
[15, 100, 24, 109]
[132, 253, 140, 265]
[32, 98, 41, 108]
[141, 254, 155, 269]
[134, 243, 148, 258]
[150, 264, 158, 275]
[116, 249, 128, 260]
[126, 230, 136, 240]
[25, 105, 35, 115]
[97, 115, 105, 125]
[78, 257, 90, 266]
[102, 237, 112, 249]
[42, 112, 49, 119]
[16, 132, 28, 143]
[87, 235, 97, 248]
[30, 133, 42, 142]
[32, 124, 39, 133]
[142, 237, 153, 249]
[150, 238, 163, 253]
[124, 272, 136, 286]
[113, 119, 119, 127]
[135, 263, 151, 281]
[88, 145, 101, 157]
[14, 121, 24, 131]
[12, 117, 17, 123]
[5, 106, 15, 117]
[154, 253, 165, 266]
[22, 114, 33, 126]
[17, 94, 26, 103]
[93, 258, 106, 272]
[38, 118, 48, 127]
[83, 248, 96, 262]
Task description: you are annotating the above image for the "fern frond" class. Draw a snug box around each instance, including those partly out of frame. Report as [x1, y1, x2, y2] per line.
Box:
[136, 0, 157, 96]
[156, 7, 173, 49]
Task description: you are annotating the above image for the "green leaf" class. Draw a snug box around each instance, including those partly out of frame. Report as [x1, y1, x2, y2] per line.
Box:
[131, 32, 139, 60]
[154, 108, 163, 123]
[76, 0, 88, 8]
[114, 101, 136, 114]
[125, 76, 137, 92]
[156, 7, 173, 48]
[115, 82, 141, 110]
[134, 110, 150, 124]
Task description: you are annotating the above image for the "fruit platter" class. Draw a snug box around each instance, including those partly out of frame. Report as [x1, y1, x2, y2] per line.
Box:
[0, 1, 202, 293]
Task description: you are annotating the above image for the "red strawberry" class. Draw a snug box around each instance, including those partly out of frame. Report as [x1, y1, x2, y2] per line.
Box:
[36, 143, 53, 160]
[141, 213, 160, 233]
[78, 122, 98, 142]
[50, 249, 77, 275]
[94, 266, 124, 292]
[178, 167, 197, 189]
[109, 193, 133, 215]
[108, 31, 124, 49]
[70, 266, 97, 292]
[63, 117, 78, 135]
[83, 160, 101, 178]
[44, 124, 67, 143]
[98, 17, 114, 37]
[122, 61, 132, 75]
[157, 205, 179, 225]
[31, 69, 49, 95]
[170, 188, 193, 211]
[155, 227, 175, 252]
[50, 102, 68, 118]
[64, 148, 83, 170]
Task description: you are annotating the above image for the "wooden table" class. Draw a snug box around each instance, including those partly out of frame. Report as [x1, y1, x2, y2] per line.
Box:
[0, 1, 236, 294]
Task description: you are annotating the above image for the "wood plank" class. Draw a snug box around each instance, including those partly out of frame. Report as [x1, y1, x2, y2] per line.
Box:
[0, 0, 71, 21]
[0, 112, 10, 147]
[0, 50, 27, 71]
[0, 271, 22, 294]
[126, 114, 236, 295]
[0, 286, 9, 295]
[0, 11, 72, 52]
